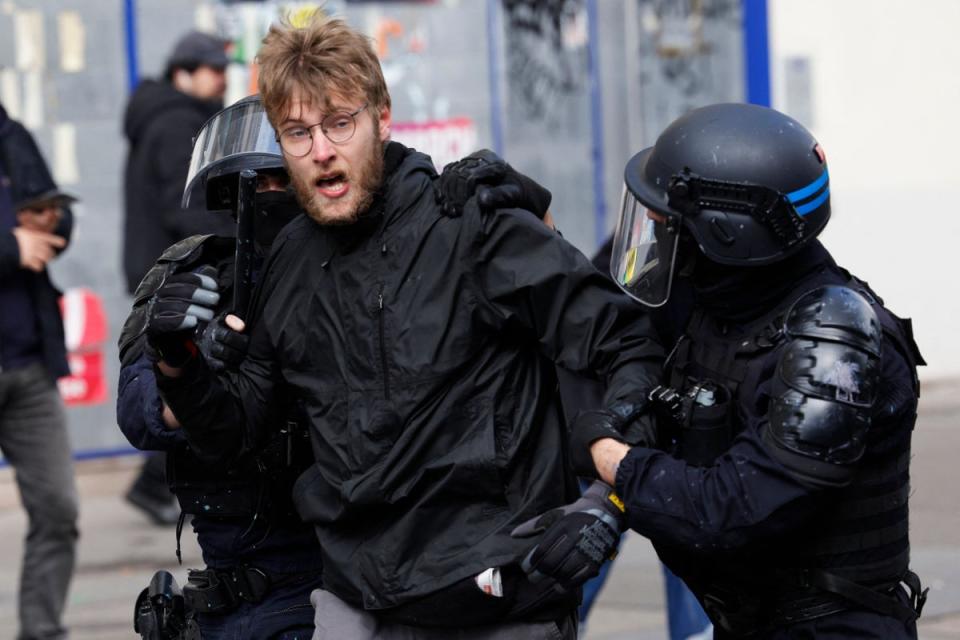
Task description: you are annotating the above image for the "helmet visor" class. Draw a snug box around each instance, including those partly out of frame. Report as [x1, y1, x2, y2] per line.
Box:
[183, 98, 282, 208]
[610, 187, 679, 308]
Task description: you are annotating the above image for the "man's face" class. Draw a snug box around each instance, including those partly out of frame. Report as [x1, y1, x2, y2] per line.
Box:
[189, 65, 227, 100]
[279, 88, 391, 226]
[17, 203, 61, 234]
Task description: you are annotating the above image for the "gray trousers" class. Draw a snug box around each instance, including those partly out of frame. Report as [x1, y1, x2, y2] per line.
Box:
[0, 363, 79, 640]
[311, 589, 576, 640]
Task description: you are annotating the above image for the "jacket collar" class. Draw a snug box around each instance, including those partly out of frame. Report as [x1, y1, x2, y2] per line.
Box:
[326, 141, 437, 249]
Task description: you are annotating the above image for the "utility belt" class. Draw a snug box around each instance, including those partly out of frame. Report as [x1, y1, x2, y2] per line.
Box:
[134, 570, 199, 640]
[700, 568, 927, 636]
[134, 565, 319, 639]
[182, 564, 311, 615]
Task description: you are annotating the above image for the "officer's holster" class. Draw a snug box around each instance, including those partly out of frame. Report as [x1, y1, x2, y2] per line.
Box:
[182, 565, 272, 615]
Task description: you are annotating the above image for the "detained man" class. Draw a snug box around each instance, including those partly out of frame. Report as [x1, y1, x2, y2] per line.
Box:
[146, 11, 663, 640]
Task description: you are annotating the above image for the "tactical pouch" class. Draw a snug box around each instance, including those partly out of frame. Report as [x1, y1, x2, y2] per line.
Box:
[134, 570, 187, 639]
[680, 381, 732, 467]
[650, 381, 733, 466]
[182, 565, 271, 614]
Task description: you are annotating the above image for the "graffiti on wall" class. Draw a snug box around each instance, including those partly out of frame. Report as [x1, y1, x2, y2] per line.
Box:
[634, 0, 743, 142]
[368, 12, 477, 169]
[212, 2, 474, 170]
[502, 0, 588, 124]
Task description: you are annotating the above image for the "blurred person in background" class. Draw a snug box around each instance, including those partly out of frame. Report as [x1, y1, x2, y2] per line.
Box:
[119, 95, 322, 640]
[121, 29, 232, 526]
[0, 101, 79, 640]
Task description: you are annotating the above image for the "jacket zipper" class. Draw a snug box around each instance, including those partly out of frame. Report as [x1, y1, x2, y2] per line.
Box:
[378, 286, 391, 401]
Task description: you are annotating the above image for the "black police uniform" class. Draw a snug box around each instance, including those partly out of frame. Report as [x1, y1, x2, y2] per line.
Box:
[590, 103, 928, 638]
[615, 240, 925, 638]
[118, 234, 322, 638]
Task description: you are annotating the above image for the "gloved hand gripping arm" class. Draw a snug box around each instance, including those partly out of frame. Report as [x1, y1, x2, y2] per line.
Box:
[510, 480, 627, 595]
[509, 396, 655, 593]
[436, 149, 553, 221]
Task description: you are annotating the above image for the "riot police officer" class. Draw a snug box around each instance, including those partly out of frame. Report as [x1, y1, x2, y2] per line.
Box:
[466, 103, 929, 637]
[543, 103, 927, 638]
[118, 95, 321, 639]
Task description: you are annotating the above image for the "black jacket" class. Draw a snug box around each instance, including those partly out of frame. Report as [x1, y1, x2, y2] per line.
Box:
[158, 143, 663, 619]
[0, 105, 72, 379]
[122, 80, 231, 294]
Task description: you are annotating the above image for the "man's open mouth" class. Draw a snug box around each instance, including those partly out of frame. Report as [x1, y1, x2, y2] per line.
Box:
[315, 172, 348, 198]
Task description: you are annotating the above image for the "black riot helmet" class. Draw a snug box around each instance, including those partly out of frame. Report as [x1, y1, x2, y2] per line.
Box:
[611, 103, 830, 307]
[182, 94, 285, 211]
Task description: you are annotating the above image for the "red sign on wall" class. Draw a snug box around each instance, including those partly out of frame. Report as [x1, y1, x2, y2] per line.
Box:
[57, 288, 108, 406]
[391, 118, 478, 172]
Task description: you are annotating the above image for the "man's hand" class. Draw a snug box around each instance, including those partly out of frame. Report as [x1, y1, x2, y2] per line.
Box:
[145, 266, 220, 370]
[569, 397, 655, 478]
[436, 150, 552, 220]
[195, 313, 248, 371]
[12, 227, 66, 272]
[511, 480, 626, 594]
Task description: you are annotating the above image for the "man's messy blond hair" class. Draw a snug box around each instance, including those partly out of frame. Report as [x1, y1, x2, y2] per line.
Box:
[257, 10, 390, 128]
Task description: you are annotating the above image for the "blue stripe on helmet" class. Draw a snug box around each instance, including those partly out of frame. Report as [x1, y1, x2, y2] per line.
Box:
[794, 187, 829, 216]
[787, 168, 829, 203]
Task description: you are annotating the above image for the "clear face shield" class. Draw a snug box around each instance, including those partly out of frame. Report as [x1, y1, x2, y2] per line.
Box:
[609, 186, 680, 308]
[182, 97, 283, 208]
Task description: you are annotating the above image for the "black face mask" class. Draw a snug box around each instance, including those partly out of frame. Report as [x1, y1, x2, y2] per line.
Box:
[689, 240, 830, 324]
[254, 190, 300, 249]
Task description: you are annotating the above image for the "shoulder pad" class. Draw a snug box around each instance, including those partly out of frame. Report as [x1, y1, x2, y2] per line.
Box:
[157, 234, 216, 263]
[776, 333, 881, 408]
[120, 259, 178, 363]
[117, 304, 149, 366]
[131, 235, 233, 304]
[763, 390, 868, 487]
[785, 285, 882, 357]
[120, 235, 234, 364]
[765, 292, 883, 484]
[157, 234, 236, 265]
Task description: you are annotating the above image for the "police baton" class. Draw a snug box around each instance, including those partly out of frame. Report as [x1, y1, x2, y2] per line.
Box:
[234, 169, 257, 320]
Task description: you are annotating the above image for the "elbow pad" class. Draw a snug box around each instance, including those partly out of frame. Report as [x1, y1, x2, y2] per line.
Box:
[765, 286, 882, 487]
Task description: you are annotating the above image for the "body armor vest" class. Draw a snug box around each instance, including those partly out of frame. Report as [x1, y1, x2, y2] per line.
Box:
[656, 269, 925, 635]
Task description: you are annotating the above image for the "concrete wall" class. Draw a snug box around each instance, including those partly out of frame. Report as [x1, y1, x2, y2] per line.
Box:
[769, 0, 960, 379]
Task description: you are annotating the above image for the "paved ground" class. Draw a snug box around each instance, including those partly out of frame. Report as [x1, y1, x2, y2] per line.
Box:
[1, 379, 958, 639]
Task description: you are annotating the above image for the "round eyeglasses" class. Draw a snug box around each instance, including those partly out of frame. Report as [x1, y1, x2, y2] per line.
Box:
[277, 104, 368, 157]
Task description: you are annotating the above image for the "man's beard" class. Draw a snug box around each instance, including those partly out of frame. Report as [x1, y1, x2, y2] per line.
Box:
[290, 135, 384, 226]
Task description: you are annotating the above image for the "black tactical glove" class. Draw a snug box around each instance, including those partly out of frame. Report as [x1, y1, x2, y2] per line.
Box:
[194, 312, 249, 372]
[145, 266, 220, 368]
[436, 149, 552, 219]
[510, 480, 626, 595]
[569, 397, 656, 478]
